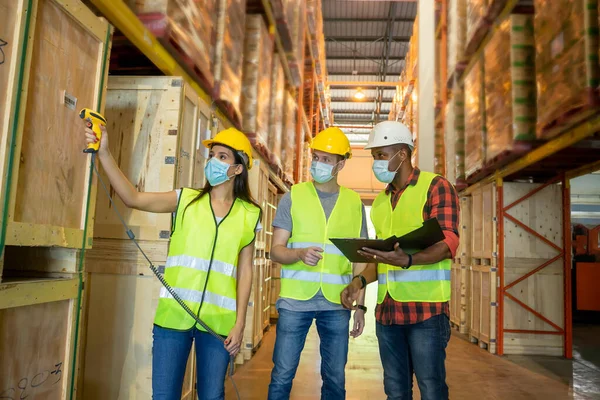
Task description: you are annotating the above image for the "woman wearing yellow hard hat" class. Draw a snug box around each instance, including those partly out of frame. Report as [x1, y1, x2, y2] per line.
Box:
[268, 126, 368, 399]
[83, 123, 261, 399]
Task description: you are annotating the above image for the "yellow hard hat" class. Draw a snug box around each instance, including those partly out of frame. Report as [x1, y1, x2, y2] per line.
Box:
[310, 127, 352, 159]
[202, 127, 254, 169]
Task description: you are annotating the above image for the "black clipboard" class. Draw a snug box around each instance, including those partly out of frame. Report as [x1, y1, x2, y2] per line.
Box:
[329, 218, 446, 263]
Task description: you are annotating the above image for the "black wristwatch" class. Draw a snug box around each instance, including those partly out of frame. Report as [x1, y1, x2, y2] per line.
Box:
[352, 274, 367, 289]
[356, 305, 367, 313]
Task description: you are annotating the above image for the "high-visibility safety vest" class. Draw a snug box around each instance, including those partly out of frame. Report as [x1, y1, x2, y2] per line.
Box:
[371, 171, 451, 304]
[154, 188, 261, 336]
[281, 182, 363, 303]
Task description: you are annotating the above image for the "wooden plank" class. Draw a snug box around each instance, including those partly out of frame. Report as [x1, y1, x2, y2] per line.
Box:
[469, 266, 481, 340]
[470, 183, 495, 260]
[458, 195, 472, 265]
[480, 269, 491, 344]
[481, 182, 496, 260]
[471, 188, 483, 258]
[0, 300, 75, 399]
[450, 263, 461, 325]
[4, 0, 110, 249]
[192, 110, 210, 188]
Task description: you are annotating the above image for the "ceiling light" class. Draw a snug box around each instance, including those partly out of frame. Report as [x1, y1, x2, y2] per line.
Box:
[354, 88, 365, 100]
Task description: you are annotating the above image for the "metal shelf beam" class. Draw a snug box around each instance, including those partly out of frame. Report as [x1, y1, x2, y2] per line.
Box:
[89, 0, 235, 124]
[461, 114, 600, 195]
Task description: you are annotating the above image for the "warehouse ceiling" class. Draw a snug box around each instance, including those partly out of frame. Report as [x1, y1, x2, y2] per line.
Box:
[322, 0, 417, 144]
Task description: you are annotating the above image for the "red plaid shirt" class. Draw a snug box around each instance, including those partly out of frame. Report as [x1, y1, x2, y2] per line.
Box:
[375, 168, 460, 325]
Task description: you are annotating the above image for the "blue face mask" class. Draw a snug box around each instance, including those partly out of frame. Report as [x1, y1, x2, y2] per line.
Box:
[205, 157, 234, 187]
[310, 161, 336, 184]
[372, 152, 403, 184]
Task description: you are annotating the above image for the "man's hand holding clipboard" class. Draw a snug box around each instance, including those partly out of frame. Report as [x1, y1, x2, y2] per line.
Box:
[358, 242, 412, 268]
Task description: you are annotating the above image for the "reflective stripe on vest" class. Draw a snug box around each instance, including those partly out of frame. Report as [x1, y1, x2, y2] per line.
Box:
[159, 286, 237, 311]
[377, 269, 451, 284]
[281, 269, 353, 285]
[371, 171, 452, 303]
[165, 254, 237, 277]
[153, 188, 260, 335]
[281, 182, 362, 303]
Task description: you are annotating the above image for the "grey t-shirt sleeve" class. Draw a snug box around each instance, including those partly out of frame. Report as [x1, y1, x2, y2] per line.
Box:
[360, 204, 369, 239]
[272, 192, 292, 232]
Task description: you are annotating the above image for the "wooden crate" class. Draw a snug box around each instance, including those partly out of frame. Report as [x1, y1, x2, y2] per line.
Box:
[501, 182, 564, 356]
[0, 298, 78, 400]
[468, 183, 497, 353]
[80, 267, 195, 400]
[93, 76, 206, 242]
[0, 0, 111, 253]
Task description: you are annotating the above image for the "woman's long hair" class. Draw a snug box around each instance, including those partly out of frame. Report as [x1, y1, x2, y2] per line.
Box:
[183, 144, 262, 217]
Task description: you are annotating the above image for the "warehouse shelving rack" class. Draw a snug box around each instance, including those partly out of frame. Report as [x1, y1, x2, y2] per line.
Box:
[89, 0, 325, 188]
[435, 0, 600, 359]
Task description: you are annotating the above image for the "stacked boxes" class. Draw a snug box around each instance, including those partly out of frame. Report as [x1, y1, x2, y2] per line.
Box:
[448, 0, 467, 76]
[464, 57, 485, 177]
[242, 15, 274, 149]
[282, 92, 297, 183]
[269, 57, 286, 170]
[484, 15, 536, 161]
[534, 0, 600, 138]
[214, 0, 247, 125]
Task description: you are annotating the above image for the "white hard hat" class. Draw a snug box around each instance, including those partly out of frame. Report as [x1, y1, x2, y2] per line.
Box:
[364, 121, 414, 150]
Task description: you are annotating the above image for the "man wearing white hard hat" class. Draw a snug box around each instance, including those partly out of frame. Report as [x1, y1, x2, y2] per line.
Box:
[340, 121, 460, 400]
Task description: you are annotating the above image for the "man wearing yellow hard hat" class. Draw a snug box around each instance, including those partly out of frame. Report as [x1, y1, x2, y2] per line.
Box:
[268, 127, 368, 400]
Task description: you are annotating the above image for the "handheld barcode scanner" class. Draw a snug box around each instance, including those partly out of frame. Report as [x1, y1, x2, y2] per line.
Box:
[79, 108, 106, 153]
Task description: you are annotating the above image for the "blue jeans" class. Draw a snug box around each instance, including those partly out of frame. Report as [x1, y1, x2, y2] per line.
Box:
[376, 314, 451, 400]
[152, 325, 230, 400]
[268, 308, 351, 400]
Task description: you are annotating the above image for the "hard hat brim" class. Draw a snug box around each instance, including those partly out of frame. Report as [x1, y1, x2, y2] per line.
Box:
[202, 139, 253, 169]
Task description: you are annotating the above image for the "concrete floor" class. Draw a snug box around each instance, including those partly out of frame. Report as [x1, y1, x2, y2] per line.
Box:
[226, 293, 600, 399]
